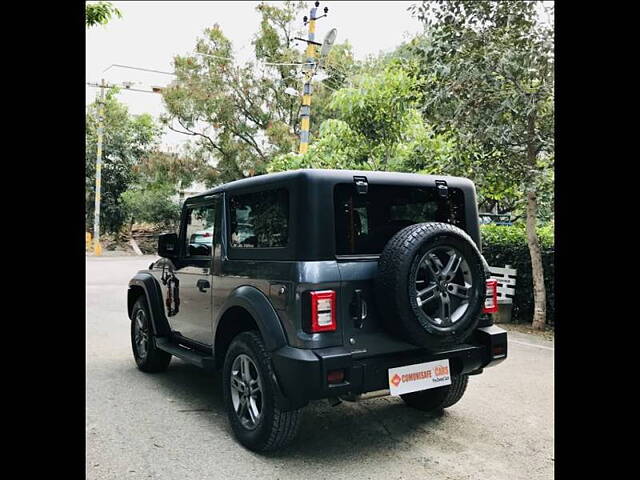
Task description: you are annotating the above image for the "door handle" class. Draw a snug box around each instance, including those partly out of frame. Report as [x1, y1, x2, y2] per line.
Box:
[197, 279, 210, 293]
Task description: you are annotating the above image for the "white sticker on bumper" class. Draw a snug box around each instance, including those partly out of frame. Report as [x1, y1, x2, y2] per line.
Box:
[388, 359, 452, 396]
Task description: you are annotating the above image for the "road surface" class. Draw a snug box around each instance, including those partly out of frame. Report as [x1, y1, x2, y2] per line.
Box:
[86, 256, 554, 480]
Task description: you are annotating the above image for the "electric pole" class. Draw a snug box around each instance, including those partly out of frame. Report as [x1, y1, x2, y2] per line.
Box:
[296, 1, 329, 154]
[88, 64, 173, 255]
[93, 78, 106, 256]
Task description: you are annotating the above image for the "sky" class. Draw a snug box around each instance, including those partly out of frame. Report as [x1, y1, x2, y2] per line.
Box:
[86, 1, 425, 148]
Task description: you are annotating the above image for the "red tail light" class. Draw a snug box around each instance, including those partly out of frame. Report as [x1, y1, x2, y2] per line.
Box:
[483, 279, 498, 314]
[327, 369, 345, 384]
[310, 290, 336, 332]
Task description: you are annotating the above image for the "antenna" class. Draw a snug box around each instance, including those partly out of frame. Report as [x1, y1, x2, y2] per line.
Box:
[320, 28, 337, 58]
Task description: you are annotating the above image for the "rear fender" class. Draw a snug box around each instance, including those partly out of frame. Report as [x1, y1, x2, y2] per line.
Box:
[214, 285, 288, 352]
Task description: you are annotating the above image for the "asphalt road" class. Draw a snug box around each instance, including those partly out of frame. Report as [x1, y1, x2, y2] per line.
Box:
[86, 256, 554, 480]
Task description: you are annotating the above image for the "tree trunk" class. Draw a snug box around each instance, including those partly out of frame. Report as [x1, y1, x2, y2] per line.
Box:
[526, 189, 547, 330]
[524, 108, 547, 330]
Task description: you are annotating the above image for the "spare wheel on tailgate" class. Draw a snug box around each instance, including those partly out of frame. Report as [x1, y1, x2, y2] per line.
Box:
[375, 222, 487, 349]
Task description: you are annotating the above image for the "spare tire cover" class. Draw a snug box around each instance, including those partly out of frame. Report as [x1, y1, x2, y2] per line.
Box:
[375, 222, 486, 349]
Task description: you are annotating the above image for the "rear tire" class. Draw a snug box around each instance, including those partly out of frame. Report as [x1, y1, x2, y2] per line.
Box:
[401, 375, 469, 412]
[223, 331, 303, 452]
[130, 296, 172, 373]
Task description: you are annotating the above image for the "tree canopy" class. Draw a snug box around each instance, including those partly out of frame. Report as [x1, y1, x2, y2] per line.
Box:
[407, 0, 554, 328]
[269, 64, 454, 173]
[86, 90, 162, 233]
[160, 1, 355, 186]
[408, 0, 554, 218]
[86, 1, 122, 28]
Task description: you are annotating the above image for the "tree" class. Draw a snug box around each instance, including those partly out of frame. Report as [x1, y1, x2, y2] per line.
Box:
[122, 148, 209, 230]
[160, 1, 355, 185]
[135, 149, 209, 190]
[86, 90, 162, 233]
[121, 184, 182, 230]
[408, 1, 554, 328]
[86, 1, 122, 28]
[269, 65, 454, 174]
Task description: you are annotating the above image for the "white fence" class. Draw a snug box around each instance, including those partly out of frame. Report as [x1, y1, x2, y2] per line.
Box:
[488, 264, 517, 304]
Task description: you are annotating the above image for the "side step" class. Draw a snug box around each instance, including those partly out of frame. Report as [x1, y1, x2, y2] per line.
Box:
[155, 337, 216, 371]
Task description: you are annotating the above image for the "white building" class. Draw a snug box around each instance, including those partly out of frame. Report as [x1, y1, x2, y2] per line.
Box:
[173, 181, 207, 205]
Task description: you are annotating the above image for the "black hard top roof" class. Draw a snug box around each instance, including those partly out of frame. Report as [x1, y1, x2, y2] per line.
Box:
[189, 168, 475, 200]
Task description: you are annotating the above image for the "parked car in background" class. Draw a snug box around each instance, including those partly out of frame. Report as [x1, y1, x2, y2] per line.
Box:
[479, 213, 513, 226]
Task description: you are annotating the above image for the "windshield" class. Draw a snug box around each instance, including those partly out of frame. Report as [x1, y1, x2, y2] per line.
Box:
[334, 183, 466, 256]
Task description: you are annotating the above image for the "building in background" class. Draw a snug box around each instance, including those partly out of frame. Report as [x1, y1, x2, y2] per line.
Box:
[174, 181, 207, 205]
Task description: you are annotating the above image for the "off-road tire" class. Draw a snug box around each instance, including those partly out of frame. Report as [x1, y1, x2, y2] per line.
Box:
[130, 296, 172, 373]
[223, 331, 303, 452]
[375, 222, 486, 349]
[401, 375, 469, 412]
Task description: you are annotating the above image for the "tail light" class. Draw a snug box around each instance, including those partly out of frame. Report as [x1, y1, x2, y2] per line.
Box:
[309, 290, 336, 332]
[327, 369, 345, 384]
[483, 279, 498, 314]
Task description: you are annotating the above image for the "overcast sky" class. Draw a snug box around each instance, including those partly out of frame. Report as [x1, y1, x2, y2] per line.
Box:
[86, 1, 424, 148]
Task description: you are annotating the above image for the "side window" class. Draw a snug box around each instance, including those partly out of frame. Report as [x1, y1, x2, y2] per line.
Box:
[184, 203, 215, 257]
[229, 189, 289, 248]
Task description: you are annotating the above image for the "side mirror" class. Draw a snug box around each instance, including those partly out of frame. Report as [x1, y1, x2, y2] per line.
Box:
[158, 233, 178, 258]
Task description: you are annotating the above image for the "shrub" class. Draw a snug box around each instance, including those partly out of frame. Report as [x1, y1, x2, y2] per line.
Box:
[121, 184, 181, 230]
[480, 223, 554, 326]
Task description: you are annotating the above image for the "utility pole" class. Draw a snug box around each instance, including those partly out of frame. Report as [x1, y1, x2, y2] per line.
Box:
[296, 1, 328, 154]
[93, 78, 106, 255]
[88, 67, 172, 256]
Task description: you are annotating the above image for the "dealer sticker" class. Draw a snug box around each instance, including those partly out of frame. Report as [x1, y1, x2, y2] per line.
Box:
[388, 359, 451, 396]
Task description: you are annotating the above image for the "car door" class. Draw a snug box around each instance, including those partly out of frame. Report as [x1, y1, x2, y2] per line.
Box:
[167, 196, 218, 345]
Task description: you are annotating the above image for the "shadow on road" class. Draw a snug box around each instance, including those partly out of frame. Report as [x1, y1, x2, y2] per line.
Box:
[128, 358, 451, 463]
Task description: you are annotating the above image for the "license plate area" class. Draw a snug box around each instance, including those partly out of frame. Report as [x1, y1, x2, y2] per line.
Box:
[388, 359, 451, 396]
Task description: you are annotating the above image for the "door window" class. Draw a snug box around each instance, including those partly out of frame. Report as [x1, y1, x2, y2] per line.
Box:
[184, 204, 216, 257]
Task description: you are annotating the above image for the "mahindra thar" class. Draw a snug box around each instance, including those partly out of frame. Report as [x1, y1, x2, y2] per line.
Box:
[127, 169, 507, 451]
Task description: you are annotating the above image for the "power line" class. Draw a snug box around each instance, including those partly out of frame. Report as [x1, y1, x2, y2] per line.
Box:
[87, 82, 163, 94]
[102, 64, 176, 76]
[193, 51, 311, 68]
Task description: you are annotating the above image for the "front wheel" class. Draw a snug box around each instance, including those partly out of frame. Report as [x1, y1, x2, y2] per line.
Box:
[401, 375, 469, 412]
[222, 331, 303, 452]
[130, 296, 172, 373]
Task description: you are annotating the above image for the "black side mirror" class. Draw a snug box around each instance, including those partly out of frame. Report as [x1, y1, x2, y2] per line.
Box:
[158, 233, 178, 258]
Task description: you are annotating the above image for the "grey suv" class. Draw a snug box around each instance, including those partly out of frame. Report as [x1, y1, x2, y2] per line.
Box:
[127, 169, 507, 451]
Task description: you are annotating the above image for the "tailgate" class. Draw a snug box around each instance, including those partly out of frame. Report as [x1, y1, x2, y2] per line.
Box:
[337, 260, 423, 356]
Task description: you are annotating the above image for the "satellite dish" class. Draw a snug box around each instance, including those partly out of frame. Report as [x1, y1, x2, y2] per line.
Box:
[320, 28, 337, 57]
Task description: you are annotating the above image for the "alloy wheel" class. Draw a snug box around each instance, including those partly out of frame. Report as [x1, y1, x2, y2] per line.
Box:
[230, 354, 263, 429]
[413, 246, 473, 327]
[133, 309, 149, 359]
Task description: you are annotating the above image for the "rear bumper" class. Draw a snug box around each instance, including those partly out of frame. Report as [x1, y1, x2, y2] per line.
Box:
[271, 325, 507, 410]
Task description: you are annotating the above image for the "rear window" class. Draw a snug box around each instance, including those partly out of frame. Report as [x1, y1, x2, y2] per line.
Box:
[334, 183, 466, 256]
